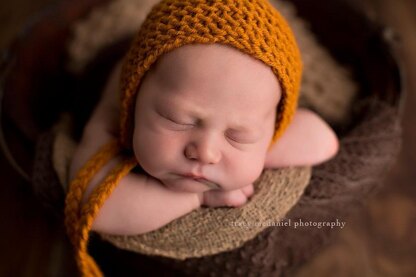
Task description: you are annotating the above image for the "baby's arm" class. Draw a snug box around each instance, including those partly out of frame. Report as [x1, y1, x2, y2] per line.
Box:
[90, 167, 253, 235]
[265, 108, 339, 168]
[83, 160, 202, 235]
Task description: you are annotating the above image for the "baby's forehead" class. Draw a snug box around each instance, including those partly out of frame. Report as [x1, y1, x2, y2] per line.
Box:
[154, 44, 275, 79]
[148, 44, 281, 104]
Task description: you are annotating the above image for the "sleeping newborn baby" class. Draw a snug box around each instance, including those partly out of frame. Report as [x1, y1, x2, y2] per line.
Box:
[67, 0, 338, 237]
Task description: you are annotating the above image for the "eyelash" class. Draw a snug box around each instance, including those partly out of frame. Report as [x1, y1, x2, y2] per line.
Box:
[170, 118, 194, 126]
[227, 137, 244, 144]
[161, 113, 194, 127]
[225, 133, 253, 144]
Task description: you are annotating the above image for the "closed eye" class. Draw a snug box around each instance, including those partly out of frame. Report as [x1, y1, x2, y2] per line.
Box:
[168, 118, 194, 126]
[157, 111, 195, 127]
[226, 134, 256, 144]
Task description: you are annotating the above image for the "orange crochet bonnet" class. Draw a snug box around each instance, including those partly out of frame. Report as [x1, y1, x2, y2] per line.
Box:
[120, 0, 302, 148]
[64, 0, 302, 276]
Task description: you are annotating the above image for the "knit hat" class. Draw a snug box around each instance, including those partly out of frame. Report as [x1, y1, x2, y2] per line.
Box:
[65, 1, 302, 276]
[119, 0, 302, 148]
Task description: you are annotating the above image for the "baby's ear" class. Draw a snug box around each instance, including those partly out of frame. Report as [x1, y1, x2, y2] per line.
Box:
[265, 108, 339, 168]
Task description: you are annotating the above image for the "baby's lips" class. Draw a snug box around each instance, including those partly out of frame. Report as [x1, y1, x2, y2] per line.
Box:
[179, 172, 220, 190]
[197, 178, 221, 190]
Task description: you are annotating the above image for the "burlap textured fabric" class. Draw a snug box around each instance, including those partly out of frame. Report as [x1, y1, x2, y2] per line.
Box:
[101, 166, 309, 259]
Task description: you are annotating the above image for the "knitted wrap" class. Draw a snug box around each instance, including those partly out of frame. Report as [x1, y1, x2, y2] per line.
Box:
[64, 0, 302, 276]
[119, 0, 302, 147]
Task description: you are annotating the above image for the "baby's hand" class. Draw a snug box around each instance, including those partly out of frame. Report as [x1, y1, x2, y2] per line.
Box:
[198, 184, 254, 208]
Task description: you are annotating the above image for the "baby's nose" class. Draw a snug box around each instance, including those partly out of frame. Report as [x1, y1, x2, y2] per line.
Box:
[184, 141, 221, 165]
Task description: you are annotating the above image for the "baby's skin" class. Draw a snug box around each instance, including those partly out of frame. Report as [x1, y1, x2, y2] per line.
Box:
[70, 44, 339, 235]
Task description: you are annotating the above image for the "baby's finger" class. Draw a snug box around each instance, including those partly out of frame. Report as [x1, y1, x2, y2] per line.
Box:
[241, 184, 254, 198]
[203, 189, 247, 208]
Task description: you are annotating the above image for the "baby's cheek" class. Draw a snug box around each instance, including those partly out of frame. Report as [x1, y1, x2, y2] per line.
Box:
[228, 154, 265, 189]
[133, 128, 182, 172]
[133, 131, 164, 168]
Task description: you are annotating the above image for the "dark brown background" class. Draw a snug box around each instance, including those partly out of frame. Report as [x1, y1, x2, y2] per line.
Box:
[0, 0, 415, 276]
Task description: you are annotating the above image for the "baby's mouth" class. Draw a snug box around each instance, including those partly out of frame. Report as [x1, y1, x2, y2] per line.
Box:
[179, 174, 220, 189]
[193, 177, 220, 189]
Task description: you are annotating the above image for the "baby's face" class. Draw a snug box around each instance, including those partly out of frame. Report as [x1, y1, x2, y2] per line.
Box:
[133, 44, 280, 193]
